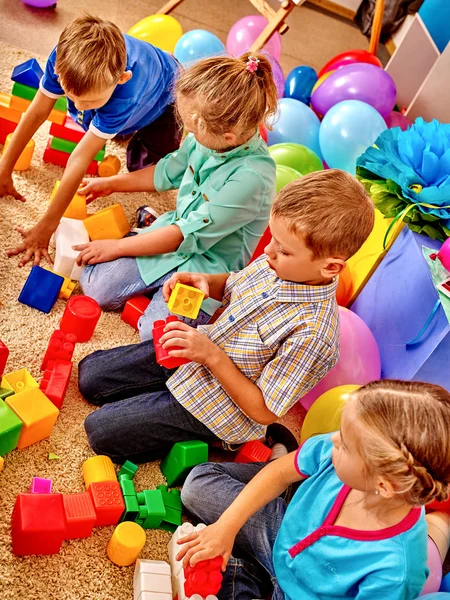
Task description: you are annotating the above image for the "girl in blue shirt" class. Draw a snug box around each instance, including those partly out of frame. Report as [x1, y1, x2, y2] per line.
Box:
[177, 379, 450, 600]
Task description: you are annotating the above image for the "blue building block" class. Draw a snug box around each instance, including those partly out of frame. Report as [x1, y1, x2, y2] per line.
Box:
[11, 59, 44, 89]
[18, 266, 64, 313]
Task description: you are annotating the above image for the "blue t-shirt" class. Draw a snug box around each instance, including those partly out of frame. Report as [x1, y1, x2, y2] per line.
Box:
[40, 34, 179, 139]
[273, 434, 429, 600]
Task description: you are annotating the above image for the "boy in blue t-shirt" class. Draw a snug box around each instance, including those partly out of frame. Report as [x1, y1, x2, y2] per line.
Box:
[1, 15, 180, 267]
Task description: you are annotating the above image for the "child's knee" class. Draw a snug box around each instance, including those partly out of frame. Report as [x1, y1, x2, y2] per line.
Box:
[79, 267, 122, 310]
[181, 463, 218, 511]
[78, 354, 103, 405]
[84, 411, 112, 457]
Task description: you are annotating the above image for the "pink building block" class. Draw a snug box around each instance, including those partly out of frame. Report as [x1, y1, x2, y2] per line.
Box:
[30, 477, 52, 494]
[0, 340, 9, 378]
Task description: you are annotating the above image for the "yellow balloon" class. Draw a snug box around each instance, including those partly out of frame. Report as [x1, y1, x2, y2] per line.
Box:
[311, 69, 335, 94]
[128, 14, 183, 54]
[300, 384, 360, 443]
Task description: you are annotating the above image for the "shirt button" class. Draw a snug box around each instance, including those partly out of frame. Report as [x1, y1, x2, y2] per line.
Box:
[228, 315, 235, 322]
[191, 190, 196, 195]
[175, 217, 179, 221]
[183, 255, 187, 259]
[262, 292, 268, 298]
[203, 218, 209, 223]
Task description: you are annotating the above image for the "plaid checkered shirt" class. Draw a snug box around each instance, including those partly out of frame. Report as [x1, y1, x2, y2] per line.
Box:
[167, 256, 340, 443]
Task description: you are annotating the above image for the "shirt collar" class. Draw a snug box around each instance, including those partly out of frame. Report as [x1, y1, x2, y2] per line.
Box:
[195, 130, 263, 160]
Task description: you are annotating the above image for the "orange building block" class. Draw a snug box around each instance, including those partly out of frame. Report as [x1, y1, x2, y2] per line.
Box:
[5, 388, 59, 449]
[83, 204, 130, 240]
[82, 454, 117, 489]
[0, 456, 4, 471]
[63, 492, 96, 539]
[9, 94, 65, 125]
[98, 155, 120, 177]
[47, 109, 66, 126]
[0, 92, 21, 123]
[88, 481, 125, 526]
[51, 180, 87, 220]
[3, 134, 35, 171]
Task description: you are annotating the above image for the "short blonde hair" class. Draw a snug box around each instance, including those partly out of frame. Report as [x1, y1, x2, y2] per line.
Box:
[175, 52, 278, 135]
[353, 380, 450, 506]
[271, 169, 374, 260]
[55, 15, 126, 96]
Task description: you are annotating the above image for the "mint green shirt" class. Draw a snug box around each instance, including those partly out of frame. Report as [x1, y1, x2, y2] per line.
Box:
[136, 131, 276, 314]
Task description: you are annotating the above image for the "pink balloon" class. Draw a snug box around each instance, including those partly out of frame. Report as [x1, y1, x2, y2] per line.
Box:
[384, 111, 412, 131]
[300, 307, 381, 410]
[431, 238, 450, 272]
[421, 538, 442, 595]
[22, 0, 56, 5]
[226, 16, 281, 61]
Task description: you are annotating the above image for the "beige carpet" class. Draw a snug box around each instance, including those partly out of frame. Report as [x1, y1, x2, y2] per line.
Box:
[0, 42, 306, 600]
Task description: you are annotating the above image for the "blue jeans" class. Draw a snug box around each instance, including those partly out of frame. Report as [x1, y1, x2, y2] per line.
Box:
[79, 339, 220, 463]
[182, 462, 286, 600]
[80, 260, 210, 342]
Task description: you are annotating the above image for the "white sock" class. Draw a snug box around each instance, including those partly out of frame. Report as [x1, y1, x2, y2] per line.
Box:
[269, 443, 288, 461]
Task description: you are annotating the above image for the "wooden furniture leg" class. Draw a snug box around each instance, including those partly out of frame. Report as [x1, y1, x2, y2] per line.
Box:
[369, 0, 386, 55]
[250, 0, 302, 52]
[158, 0, 184, 14]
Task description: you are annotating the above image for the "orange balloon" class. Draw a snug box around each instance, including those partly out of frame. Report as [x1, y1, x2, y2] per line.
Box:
[336, 267, 354, 307]
[311, 70, 334, 94]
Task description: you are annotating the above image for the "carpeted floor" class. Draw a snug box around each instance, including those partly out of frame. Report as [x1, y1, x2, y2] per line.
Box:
[0, 42, 307, 600]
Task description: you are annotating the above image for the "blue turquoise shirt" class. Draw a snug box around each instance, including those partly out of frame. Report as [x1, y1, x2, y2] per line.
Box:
[40, 34, 179, 139]
[273, 434, 429, 600]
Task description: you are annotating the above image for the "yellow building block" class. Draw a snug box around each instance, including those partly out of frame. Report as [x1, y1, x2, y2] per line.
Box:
[5, 388, 59, 449]
[43, 266, 76, 299]
[51, 180, 87, 220]
[3, 134, 34, 171]
[9, 94, 31, 113]
[107, 522, 146, 566]
[346, 209, 405, 304]
[0, 92, 22, 124]
[168, 283, 205, 320]
[0, 456, 4, 472]
[1, 368, 38, 394]
[83, 204, 130, 240]
[82, 455, 117, 489]
[98, 155, 120, 178]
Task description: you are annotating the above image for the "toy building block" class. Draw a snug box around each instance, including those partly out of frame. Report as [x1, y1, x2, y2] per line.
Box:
[168, 283, 205, 320]
[82, 454, 117, 489]
[63, 492, 96, 539]
[1, 368, 38, 394]
[49, 114, 85, 144]
[0, 456, 4, 472]
[11, 58, 44, 88]
[9, 94, 31, 112]
[0, 399, 23, 455]
[157, 485, 182, 532]
[12, 82, 67, 112]
[46, 109, 68, 126]
[51, 180, 87, 220]
[121, 296, 151, 330]
[136, 489, 166, 529]
[0, 92, 22, 124]
[0, 115, 18, 145]
[39, 360, 73, 409]
[18, 265, 64, 313]
[134, 560, 172, 600]
[120, 478, 137, 497]
[88, 481, 125, 527]
[50, 136, 105, 162]
[84, 204, 130, 240]
[44, 268, 76, 299]
[0, 387, 14, 400]
[169, 523, 207, 599]
[120, 495, 140, 524]
[12, 493, 66, 555]
[41, 330, 77, 371]
[43, 138, 98, 175]
[3, 134, 34, 170]
[54, 217, 90, 280]
[0, 340, 9, 378]
[161, 440, 209, 487]
[234, 440, 271, 464]
[119, 460, 139, 479]
[184, 556, 223, 598]
[98, 154, 121, 177]
[153, 317, 190, 370]
[6, 388, 59, 449]
[60, 295, 102, 343]
[30, 476, 52, 494]
[107, 521, 147, 566]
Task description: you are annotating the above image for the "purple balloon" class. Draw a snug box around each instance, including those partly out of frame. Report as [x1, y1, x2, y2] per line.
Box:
[384, 110, 412, 131]
[311, 63, 396, 118]
[226, 15, 281, 60]
[264, 54, 285, 98]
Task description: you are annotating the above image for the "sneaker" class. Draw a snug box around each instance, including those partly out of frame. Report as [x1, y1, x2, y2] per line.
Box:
[265, 423, 299, 454]
[136, 205, 160, 228]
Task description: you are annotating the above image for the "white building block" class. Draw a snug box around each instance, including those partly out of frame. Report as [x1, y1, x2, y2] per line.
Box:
[54, 217, 89, 281]
[134, 560, 172, 600]
[168, 523, 209, 600]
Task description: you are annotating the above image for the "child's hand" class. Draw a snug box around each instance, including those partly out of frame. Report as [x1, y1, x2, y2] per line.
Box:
[160, 321, 220, 366]
[78, 178, 115, 204]
[74, 240, 120, 266]
[176, 522, 235, 571]
[0, 174, 25, 202]
[162, 272, 210, 302]
[7, 223, 53, 267]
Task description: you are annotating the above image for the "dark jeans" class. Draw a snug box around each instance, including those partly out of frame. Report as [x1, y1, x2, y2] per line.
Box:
[182, 462, 286, 600]
[126, 103, 182, 171]
[79, 339, 219, 463]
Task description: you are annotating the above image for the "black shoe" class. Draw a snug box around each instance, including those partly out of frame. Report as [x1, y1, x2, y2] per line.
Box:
[265, 423, 299, 454]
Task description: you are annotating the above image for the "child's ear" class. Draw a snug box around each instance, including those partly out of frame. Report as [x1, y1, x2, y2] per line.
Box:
[320, 258, 346, 279]
[223, 132, 237, 146]
[376, 477, 397, 499]
[118, 70, 133, 85]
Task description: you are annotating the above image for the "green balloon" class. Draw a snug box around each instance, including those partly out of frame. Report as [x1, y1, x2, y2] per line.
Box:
[276, 165, 302, 193]
[269, 143, 323, 175]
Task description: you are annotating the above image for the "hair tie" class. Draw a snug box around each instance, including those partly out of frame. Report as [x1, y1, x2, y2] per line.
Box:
[246, 56, 260, 73]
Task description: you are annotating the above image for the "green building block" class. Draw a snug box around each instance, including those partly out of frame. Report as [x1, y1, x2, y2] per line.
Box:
[160, 440, 209, 487]
[119, 495, 140, 523]
[136, 489, 166, 529]
[0, 399, 23, 455]
[118, 460, 138, 479]
[120, 478, 137, 497]
[50, 136, 105, 162]
[157, 485, 182, 533]
[12, 82, 67, 111]
[0, 387, 14, 400]
[135, 518, 145, 526]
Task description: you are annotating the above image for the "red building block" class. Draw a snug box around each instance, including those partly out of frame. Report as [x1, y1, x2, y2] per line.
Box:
[11, 493, 66, 555]
[153, 316, 190, 370]
[184, 556, 223, 598]
[41, 330, 77, 371]
[0, 340, 9, 378]
[49, 115, 85, 144]
[60, 295, 101, 343]
[88, 481, 125, 526]
[234, 441, 271, 464]
[0, 115, 18, 145]
[121, 296, 151, 330]
[43, 138, 98, 175]
[39, 360, 73, 409]
[63, 492, 96, 539]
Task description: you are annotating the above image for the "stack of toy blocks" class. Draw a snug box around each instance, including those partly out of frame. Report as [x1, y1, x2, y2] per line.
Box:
[134, 560, 172, 600]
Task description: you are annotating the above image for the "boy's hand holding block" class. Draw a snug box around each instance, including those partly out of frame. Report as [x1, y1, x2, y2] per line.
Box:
[153, 316, 190, 370]
[167, 283, 205, 320]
